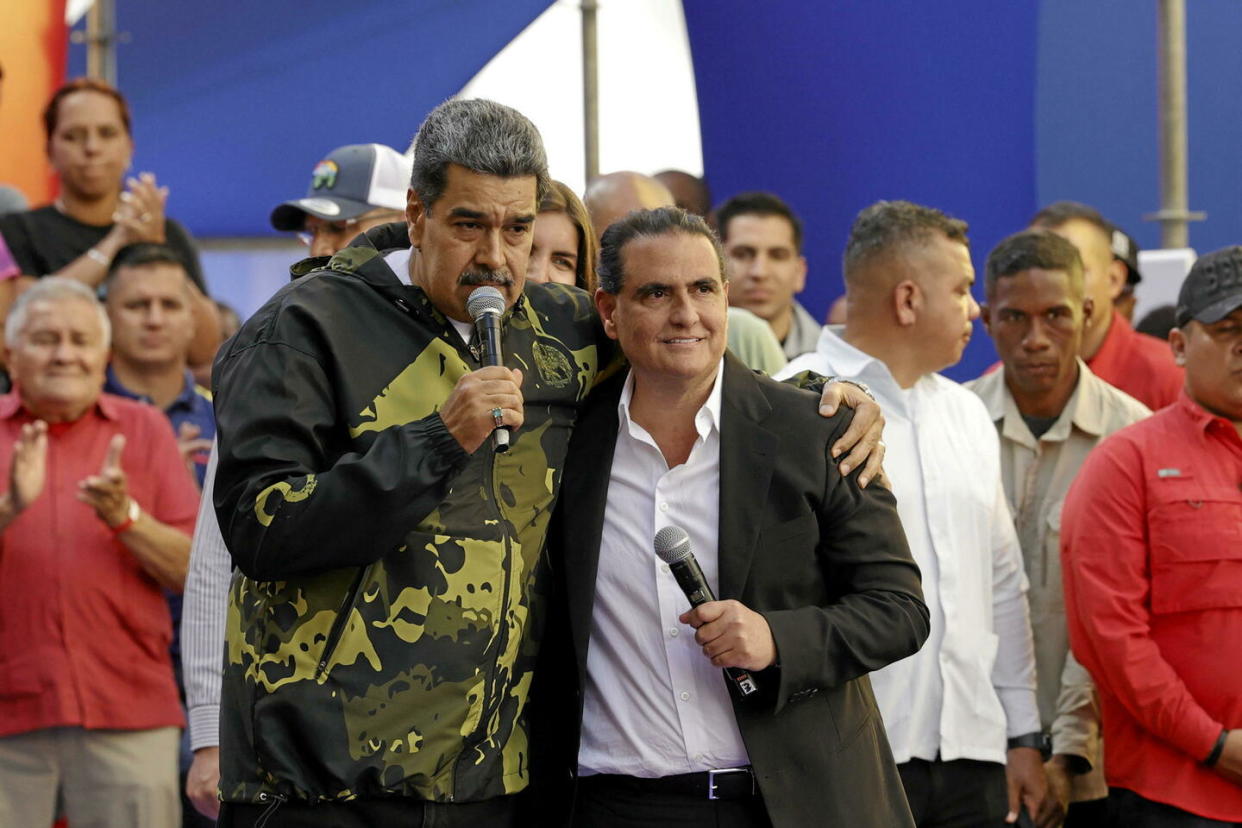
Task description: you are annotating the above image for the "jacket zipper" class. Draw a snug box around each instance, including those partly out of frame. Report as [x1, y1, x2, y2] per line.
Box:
[314, 564, 372, 680]
[450, 313, 516, 799]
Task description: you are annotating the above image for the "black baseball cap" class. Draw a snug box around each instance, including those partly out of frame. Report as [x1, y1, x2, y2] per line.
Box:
[1176, 245, 1242, 327]
[1110, 226, 1142, 286]
[270, 143, 408, 232]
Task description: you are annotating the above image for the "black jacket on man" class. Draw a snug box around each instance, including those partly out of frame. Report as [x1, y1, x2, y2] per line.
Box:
[531, 355, 930, 827]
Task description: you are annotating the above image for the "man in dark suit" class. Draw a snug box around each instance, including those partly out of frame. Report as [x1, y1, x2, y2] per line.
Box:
[534, 207, 929, 828]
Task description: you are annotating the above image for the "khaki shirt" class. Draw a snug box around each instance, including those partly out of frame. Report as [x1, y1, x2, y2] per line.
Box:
[968, 361, 1150, 801]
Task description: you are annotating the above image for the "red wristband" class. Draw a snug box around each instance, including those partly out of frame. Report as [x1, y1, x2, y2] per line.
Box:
[111, 498, 140, 535]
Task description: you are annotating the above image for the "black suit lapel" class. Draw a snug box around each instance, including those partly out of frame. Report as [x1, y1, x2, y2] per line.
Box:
[717, 355, 779, 600]
[561, 372, 625, 668]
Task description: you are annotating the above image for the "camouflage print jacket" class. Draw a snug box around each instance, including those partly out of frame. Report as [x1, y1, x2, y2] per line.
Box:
[211, 225, 607, 807]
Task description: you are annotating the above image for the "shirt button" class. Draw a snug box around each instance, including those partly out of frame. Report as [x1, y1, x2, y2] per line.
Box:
[669, 628, 679, 638]
[659, 502, 669, 512]
[680, 691, 690, 701]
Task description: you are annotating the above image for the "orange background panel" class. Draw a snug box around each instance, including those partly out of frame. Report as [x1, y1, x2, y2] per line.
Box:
[0, 0, 68, 208]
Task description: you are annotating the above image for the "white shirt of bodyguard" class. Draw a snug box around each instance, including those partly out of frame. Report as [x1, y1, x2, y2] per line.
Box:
[578, 359, 751, 778]
[779, 327, 1039, 765]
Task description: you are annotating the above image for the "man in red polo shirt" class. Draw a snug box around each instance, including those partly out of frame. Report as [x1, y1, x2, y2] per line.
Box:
[1062, 245, 1242, 825]
[0, 278, 200, 827]
[1031, 202, 1183, 411]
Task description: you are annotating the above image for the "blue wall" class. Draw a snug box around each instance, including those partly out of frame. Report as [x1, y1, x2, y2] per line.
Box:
[686, 0, 1241, 381]
[1035, 0, 1242, 257]
[684, 0, 1041, 380]
[68, 1, 554, 238]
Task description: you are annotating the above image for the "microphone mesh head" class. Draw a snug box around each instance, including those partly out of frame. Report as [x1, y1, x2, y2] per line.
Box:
[466, 286, 506, 320]
[653, 525, 692, 564]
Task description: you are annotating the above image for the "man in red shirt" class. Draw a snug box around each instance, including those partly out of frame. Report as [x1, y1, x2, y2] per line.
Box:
[1031, 202, 1183, 411]
[1062, 245, 1242, 825]
[0, 278, 200, 827]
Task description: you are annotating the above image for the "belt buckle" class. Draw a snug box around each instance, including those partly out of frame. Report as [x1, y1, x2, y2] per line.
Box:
[707, 767, 751, 800]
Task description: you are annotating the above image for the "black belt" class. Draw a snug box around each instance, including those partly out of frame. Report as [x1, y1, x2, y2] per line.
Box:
[580, 767, 759, 800]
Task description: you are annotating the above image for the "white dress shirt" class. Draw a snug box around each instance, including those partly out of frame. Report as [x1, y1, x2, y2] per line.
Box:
[182, 442, 231, 750]
[578, 361, 751, 778]
[779, 328, 1039, 765]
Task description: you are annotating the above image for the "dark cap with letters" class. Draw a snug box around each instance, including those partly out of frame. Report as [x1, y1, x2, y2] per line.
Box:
[1176, 245, 1242, 328]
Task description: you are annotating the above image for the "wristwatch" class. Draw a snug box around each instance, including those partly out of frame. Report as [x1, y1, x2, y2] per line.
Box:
[1007, 731, 1051, 761]
[825, 376, 876, 402]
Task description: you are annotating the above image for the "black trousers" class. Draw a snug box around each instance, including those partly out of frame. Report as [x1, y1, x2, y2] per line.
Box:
[1109, 787, 1242, 828]
[898, 758, 1008, 828]
[218, 793, 518, 828]
[1064, 797, 1109, 828]
[572, 774, 772, 828]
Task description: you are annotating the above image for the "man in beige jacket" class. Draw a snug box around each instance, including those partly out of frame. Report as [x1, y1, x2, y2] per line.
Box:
[969, 230, 1150, 826]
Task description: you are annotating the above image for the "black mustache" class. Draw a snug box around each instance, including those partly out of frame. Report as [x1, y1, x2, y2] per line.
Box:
[459, 269, 514, 287]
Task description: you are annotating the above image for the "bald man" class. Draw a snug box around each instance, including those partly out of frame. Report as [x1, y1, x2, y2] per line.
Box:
[584, 171, 786, 374]
[655, 169, 712, 217]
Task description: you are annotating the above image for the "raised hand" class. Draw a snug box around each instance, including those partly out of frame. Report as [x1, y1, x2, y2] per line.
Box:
[9, 420, 48, 514]
[113, 172, 169, 245]
[77, 433, 132, 528]
[177, 422, 213, 483]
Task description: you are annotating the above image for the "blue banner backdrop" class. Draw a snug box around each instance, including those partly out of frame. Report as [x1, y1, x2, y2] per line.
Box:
[683, 0, 1041, 380]
[68, 0, 555, 238]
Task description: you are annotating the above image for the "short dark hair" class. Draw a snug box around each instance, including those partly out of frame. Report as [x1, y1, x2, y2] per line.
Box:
[104, 243, 190, 292]
[715, 192, 804, 253]
[985, 230, 1084, 298]
[1029, 200, 1112, 237]
[44, 78, 132, 142]
[597, 207, 725, 295]
[843, 200, 969, 284]
[410, 99, 550, 210]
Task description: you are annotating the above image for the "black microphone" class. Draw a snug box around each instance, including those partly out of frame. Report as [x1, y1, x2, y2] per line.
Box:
[654, 525, 758, 698]
[466, 286, 510, 453]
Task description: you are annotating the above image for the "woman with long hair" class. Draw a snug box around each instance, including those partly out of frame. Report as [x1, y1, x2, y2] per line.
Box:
[526, 179, 598, 292]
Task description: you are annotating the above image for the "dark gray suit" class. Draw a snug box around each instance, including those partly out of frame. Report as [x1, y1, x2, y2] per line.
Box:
[531, 354, 930, 828]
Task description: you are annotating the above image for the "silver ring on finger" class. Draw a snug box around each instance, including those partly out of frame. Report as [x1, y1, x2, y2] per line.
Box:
[491, 407, 504, 428]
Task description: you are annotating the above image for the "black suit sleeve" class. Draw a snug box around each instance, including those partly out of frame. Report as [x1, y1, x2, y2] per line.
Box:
[762, 414, 929, 714]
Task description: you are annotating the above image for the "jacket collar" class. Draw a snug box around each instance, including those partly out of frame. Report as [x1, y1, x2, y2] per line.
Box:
[975, 359, 1109, 448]
[0, 388, 119, 422]
[716, 353, 779, 599]
[296, 220, 532, 331]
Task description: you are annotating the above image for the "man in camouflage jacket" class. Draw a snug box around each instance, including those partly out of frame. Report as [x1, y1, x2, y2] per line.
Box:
[212, 100, 607, 826]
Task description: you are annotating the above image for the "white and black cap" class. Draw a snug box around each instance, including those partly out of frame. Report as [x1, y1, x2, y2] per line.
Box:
[270, 143, 409, 231]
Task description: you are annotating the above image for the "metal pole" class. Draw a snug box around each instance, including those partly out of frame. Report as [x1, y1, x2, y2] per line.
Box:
[582, 0, 600, 184]
[1148, 0, 1204, 247]
[84, 0, 119, 84]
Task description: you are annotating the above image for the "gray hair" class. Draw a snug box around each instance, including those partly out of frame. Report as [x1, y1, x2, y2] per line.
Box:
[409, 98, 550, 210]
[597, 207, 726, 295]
[5, 277, 111, 348]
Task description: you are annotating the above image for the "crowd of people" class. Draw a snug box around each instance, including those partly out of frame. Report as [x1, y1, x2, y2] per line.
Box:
[0, 76, 1237, 828]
